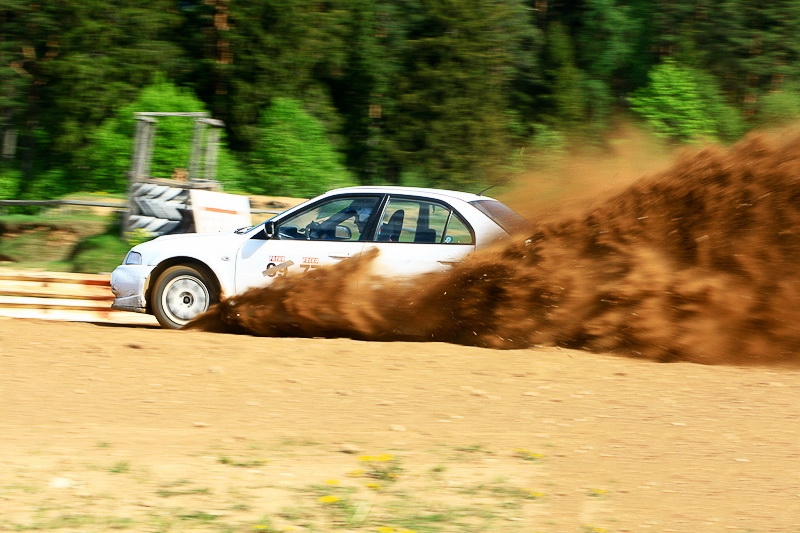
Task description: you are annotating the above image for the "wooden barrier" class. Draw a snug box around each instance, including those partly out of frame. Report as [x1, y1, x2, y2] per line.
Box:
[0, 269, 158, 326]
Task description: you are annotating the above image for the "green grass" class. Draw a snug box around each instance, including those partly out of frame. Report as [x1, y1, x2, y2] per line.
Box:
[217, 456, 268, 468]
[2, 439, 567, 533]
[6, 513, 135, 531]
[69, 232, 131, 273]
[0, 205, 130, 273]
[108, 461, 131, 474]
[178, 511, 220, 522]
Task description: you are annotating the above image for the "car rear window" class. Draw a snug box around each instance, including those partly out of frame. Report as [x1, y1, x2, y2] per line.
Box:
[469, 199, 532, 235]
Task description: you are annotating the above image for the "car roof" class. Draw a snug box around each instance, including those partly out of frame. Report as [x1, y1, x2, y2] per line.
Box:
[324, 185, 497, 204]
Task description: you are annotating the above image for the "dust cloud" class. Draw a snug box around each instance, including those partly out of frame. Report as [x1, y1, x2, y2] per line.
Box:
[191, 129, 800, 365]
[503, 121, 678, 224]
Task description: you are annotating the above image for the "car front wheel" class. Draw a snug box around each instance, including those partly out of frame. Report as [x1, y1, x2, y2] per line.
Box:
[152, 265, 217, 329]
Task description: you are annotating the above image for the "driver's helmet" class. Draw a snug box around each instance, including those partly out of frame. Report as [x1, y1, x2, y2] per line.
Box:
[347, 201, 374, 231]
[353, 206, 372, 225]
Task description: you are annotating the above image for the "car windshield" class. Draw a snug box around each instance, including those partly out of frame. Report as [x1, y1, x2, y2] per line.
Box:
[276, 196, 380, 241]
[469, 199, 532, 235]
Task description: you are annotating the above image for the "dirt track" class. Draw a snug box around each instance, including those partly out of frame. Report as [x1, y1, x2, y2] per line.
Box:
[6, 129, 800, 531]
[3, 317, 800, 532]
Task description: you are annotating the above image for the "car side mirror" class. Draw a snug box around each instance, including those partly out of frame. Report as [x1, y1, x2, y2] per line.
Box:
[334, 225, 352, 240]
[265, 221, 276, 239]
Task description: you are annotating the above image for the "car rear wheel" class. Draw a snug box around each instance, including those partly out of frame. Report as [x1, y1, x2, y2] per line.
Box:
[152, 265, 217, 329]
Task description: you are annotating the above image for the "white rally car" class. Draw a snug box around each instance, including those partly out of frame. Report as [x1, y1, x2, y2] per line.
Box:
[111, 186, 530, 328]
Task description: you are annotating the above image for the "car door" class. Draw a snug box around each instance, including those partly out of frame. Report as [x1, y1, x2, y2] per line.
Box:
[359, 196, 476, 292]
[234, 195, 381, 294]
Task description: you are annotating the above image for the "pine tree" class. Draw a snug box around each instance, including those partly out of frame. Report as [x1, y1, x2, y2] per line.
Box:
[385, 0, 535, 188]
[182, 0, 349, 152]
[326, 0, 398, 185]
[651, 1, 800, 113]
[0, 0, 186, 195]
[541, 21, 585, 129]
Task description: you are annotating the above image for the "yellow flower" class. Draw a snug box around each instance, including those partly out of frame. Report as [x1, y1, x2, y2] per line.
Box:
[526, 490, 546, 499]
[589, 488, 608, 497]
[348, 469, 365, 477]
[359, 453, 395, 462]
[324, 479, 340, 486]
[514, 449, 544, 461]
[365, 482, 382, 491]
[376, 527, 395, 533]
[318, 495, 341, 504]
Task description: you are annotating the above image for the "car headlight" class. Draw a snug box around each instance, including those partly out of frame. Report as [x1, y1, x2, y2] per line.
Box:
[124, 251, 143, 265]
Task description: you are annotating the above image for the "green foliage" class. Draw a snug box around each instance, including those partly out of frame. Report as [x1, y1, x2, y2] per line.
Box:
[630, 59, 708, 141]
[387, 0, 534, 189]
[27, 167, 75, 199]
[42, 1, 185, 149]
[629, 59, 743, 142]
[193, 0, 351, 152]
[542, 22, 586, 129]
[649, 1, 800, 109]
[581, 78, 615, 133]
[0, 165, 21, 200]
[15, 0, 800, 200]
[572, 0, 645, 129]
[0, 209, 118, 272]
[525, 123, 567, 169]
[326, 0, 401, 185]
[577, 0, 640, 81]
[756, 82, 800, 127]
[693, 70, 746, 142]
[0, 0, 188, 196]
[246, 97, 355, 197]
[79, 79, 246, 193]
[124, 228, 155, 248]
[70, 231, 131, 274]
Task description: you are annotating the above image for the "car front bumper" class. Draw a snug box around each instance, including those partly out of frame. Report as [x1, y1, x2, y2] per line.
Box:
[110, 264, 156, 313]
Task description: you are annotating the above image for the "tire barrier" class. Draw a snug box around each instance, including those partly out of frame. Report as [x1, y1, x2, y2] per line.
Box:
[127, 182, 193, 236]
[0, 269, 158, 325]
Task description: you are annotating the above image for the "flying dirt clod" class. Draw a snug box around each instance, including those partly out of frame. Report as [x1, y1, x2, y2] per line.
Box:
[190, 131, 800, 365]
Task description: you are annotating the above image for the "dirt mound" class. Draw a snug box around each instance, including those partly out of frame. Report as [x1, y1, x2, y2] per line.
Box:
[191, 131, 800, 365]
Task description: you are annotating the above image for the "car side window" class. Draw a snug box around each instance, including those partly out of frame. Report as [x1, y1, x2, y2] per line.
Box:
[441, 212, 473, 244]
[373, 198, 474, 244]
[275, 196, 379, 241]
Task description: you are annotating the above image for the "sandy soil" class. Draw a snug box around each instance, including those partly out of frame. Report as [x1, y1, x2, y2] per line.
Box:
[2, 317, 800, 533]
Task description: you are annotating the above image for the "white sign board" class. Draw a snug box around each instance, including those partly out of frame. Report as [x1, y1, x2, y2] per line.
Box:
[189, 189, 252, 233]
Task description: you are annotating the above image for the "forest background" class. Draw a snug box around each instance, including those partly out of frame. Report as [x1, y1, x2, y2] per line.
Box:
[3, 0, 800, 201]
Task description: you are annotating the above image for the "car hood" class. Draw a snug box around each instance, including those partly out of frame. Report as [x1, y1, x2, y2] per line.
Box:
[133, 231, 250, 265]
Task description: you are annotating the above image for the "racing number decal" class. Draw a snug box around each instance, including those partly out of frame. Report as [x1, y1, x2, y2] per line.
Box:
[300, 257, 319, 273]
[262, 257, 320, 277]
[263, 260, 293, 277]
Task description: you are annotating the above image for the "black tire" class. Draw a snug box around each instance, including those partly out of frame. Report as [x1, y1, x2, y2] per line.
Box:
[152, 265, 218, 329]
